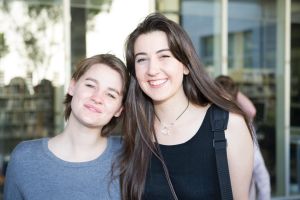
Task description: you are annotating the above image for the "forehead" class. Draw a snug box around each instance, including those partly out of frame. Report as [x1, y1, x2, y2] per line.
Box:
[80, 63, 122, 88]
[134, 31, 169, 53]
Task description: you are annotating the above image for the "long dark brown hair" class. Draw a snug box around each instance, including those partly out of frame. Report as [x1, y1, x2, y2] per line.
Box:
[119, 12, 253, 200]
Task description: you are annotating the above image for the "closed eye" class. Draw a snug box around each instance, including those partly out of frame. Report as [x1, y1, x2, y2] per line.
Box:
[85, 84, 95, 88]
[106, 93, 116, 99]
[84, 78, 97, 88]
[136, 58, 147, 63]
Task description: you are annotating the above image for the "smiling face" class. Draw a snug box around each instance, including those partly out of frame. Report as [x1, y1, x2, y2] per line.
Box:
[68, 63, 123, 129]
[134, 31, 189, 103]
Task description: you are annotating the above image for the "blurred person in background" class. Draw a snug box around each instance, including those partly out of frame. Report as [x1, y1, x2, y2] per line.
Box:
[215, 75, 271, 200]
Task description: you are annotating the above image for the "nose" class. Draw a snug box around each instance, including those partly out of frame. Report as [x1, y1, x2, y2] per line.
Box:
[91, 89, 104, 104]
[147, 59, 160, 76]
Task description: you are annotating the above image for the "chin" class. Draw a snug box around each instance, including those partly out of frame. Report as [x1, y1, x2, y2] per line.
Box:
[80, 118, 100, 128]
[149, 96, 169, 103]
[84, 123, 102, 129]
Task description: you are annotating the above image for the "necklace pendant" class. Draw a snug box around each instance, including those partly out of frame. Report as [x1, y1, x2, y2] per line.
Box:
[160, 123, 174, 136]
[161, 125, 170, 135]
[155, 101, 189, 136]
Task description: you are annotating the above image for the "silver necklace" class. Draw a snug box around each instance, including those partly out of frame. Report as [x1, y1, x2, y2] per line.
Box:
[155, 101, 190, 135]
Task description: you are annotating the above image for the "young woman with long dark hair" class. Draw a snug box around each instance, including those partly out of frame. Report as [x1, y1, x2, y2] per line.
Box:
[120, 13, 254, 200]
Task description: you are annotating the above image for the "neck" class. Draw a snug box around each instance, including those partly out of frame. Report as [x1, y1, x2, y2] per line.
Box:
[154, 95, 189, 123]
[62, 117, 105, 147]
[49, 117, 107, 162]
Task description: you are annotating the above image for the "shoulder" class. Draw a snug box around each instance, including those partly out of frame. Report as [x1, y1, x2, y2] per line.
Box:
[209, 104, 249, 132]
[217, 106, 253, 165]
[11, 138, 45, 158]
[226, 112, 253, 147]
[107, 136, 123, 152]
[227, 112, 250, 135]
[9, 138, 46, 164]
[6, 138, 46, 173]
[225, 111, 253, 147]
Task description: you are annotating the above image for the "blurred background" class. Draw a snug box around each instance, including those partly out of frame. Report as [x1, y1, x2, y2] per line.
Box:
[0, 0, 299, 199]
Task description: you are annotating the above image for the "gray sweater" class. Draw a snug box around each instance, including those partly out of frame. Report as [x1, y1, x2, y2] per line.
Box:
[4, 136, 122, 200]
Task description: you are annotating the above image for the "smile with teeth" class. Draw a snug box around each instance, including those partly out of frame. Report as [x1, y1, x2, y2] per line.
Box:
[149, 79, 167, 86]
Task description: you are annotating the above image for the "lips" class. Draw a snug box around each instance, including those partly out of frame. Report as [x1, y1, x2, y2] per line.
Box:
[148, 79, 167, 87]
[84, 104, 102, 113]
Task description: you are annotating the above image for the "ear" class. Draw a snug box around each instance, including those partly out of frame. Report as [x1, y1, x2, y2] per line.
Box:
[183, 66, 190, 75]
[114, 106, 123, 117]
[67, 79, 76, 96]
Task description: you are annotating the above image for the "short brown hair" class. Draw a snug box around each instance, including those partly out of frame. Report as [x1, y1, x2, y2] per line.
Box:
[63, 54, 129, 136]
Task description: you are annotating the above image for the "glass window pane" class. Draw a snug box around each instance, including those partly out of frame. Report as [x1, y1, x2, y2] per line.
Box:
[290, 0, 300, 195]
[291, 3, 300, 128]
[0, 1, 65, 196]
[181, 0, 221, 75]
[227, 0, 277, 195]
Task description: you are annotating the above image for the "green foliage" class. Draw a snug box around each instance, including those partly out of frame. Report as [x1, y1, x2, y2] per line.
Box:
[0, 0, 113, 73]
[0, 32, 9, 58]
[0, 1, 64, 82]
[0, 0, 10, 12]
[28, 4, 61, 22]
[22, 5, 61, 69]
[86, 0, 112, 30]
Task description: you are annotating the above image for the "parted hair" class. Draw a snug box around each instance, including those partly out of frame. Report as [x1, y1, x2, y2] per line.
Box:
[63, 54, 129, 136]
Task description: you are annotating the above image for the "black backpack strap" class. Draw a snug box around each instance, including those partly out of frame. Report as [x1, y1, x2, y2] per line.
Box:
[210, 105, 233, 200]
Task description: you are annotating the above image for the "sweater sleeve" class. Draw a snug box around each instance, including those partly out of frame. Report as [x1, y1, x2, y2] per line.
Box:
[3, 150, 23, 199]
[253, 146, 271, 200]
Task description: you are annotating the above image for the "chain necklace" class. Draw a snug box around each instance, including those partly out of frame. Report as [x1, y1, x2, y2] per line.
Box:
[155, 101, 190, 136]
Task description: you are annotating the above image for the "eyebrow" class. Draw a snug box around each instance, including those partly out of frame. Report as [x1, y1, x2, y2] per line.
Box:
[85, 78, 121, 95]
[134, 48, 171, 58]
[108, 87, 121, 96]
[157, 49, 170, 53]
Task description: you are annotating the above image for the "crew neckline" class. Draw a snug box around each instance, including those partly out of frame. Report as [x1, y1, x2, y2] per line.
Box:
[42, 137, 112, 167]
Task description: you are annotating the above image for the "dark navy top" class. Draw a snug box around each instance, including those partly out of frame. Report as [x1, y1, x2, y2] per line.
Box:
[143, 105, 221, 200]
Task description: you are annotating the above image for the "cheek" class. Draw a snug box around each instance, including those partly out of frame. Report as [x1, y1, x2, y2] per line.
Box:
[70, 97, 79, 112]
[134, 72, 146, 87]
[171, 63, 186, 77]
[71, 91, 89, 105]
[108, 102, 122, 115]
[135, 65, 145, 79]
